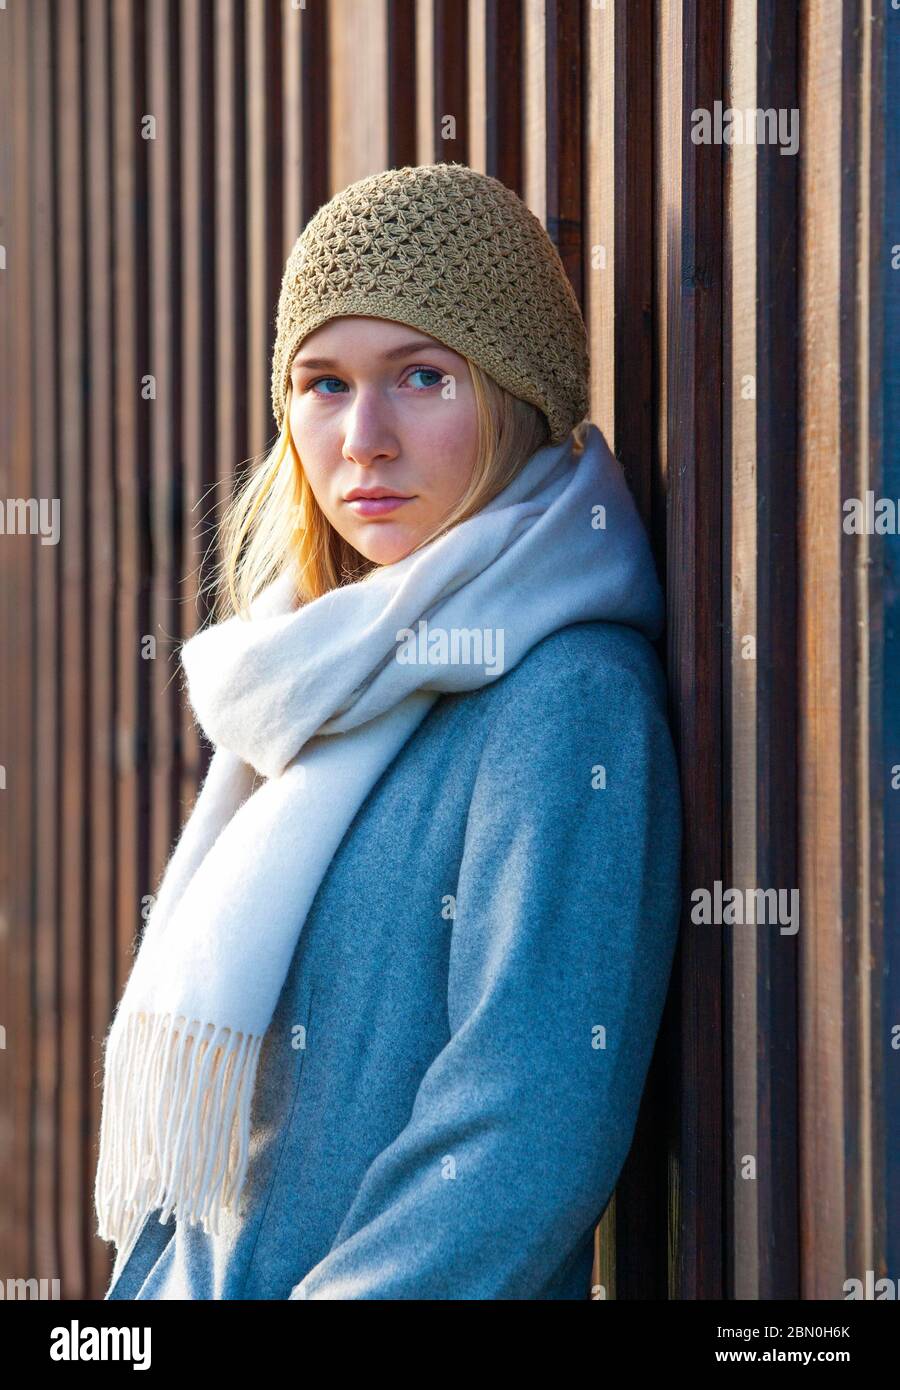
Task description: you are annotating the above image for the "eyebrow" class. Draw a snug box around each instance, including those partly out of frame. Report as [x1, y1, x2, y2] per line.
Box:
[291, 338, 453, 371]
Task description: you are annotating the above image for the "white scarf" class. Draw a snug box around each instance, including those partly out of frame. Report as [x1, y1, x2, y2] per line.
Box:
[94, 423, 664, 1263]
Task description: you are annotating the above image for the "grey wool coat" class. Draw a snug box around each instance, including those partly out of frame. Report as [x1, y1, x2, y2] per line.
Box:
[105, 618, 682, 1301]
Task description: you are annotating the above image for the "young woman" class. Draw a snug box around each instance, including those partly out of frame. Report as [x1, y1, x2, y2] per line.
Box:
[95, 161, 682, 1301]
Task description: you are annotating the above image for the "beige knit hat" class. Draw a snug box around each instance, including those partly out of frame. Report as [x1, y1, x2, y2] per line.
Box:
[270, 162, 590, 445]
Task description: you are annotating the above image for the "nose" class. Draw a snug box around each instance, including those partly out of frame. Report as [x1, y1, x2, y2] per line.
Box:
[341, 387, 400, 469]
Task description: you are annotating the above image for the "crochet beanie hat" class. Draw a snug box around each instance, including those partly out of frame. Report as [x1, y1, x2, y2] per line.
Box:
[270, 162, 590, 445]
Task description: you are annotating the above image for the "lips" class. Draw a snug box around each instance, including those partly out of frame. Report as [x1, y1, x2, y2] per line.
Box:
[343, 485, 413, 500]
[345, 495, 413, 517]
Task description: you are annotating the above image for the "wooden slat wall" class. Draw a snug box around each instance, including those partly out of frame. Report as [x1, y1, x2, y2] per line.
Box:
[0, 0, 894, 1302]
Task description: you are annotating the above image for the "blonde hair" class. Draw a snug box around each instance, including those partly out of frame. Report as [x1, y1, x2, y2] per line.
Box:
[207, 359, 590, 623]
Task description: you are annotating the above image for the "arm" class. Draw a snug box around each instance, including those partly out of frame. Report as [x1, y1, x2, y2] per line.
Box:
[289, 626, 682, 1300]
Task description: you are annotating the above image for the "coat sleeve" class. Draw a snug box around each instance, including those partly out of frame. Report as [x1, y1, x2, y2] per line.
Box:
[288, 627, 682, 1300]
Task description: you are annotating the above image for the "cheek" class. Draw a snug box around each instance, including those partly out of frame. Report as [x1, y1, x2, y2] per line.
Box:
[289, 416, 331, 508]
[290, 395, 320, 446]
[290, 397, 326, 454]
[419, 406, 479, 496]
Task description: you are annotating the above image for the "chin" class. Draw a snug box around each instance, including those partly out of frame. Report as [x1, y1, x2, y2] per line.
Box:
[350, 530, 415, 567]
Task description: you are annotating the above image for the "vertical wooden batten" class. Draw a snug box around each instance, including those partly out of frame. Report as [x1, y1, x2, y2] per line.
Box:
[797, 0, 848, 1293]
[587, 0, 669, 1302]
[584, 0, 613, 444]
[882, 0, 900, 1280]
[416, 0, 436, 166]
[146, 0, 182, 940]
[484, 0, 523, 191]
[544, 1, 583, 303]
[85, 0, 119, 1297]
[656, 0, 726, 1301]
[467, 0, 486, 174]
[723, 0, 760, 1304]
[388, 1, 418, 169]
[213, 0, 249, 575]
[522, 0, 546, 223]
[284, 0, 331, 236]
[798, 0, 885, 1299]
[747, 0, 801, 1303]
[612, 0, 653, 517]
[328, 0, 388, 190]
[111, 0, 151, 1002]
[432, 0, 469, 164]
[246, 0, 285, 450]
[179, 0, 218, 810]
[2, 0, 39, 1286]
[28, 0, 61, 1289]
[56, 0, 89, 1295]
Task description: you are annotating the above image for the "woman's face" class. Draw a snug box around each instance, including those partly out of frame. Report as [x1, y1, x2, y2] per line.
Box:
[288, 316, 480, 566]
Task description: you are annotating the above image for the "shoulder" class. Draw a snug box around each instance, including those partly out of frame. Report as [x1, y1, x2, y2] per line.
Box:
[458, 620, 679, 829]
[457, 619, 682, 927]
[481, 620, 670, 737]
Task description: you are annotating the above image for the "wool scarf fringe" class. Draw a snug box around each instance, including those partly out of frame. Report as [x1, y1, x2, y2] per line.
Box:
[94, 1011, 264, 1256]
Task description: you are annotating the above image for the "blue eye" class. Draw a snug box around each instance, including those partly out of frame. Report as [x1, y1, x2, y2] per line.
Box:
[309, 377, 346, 395]
[407, 367, 443, 389]
[305, 366, 442, 396]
